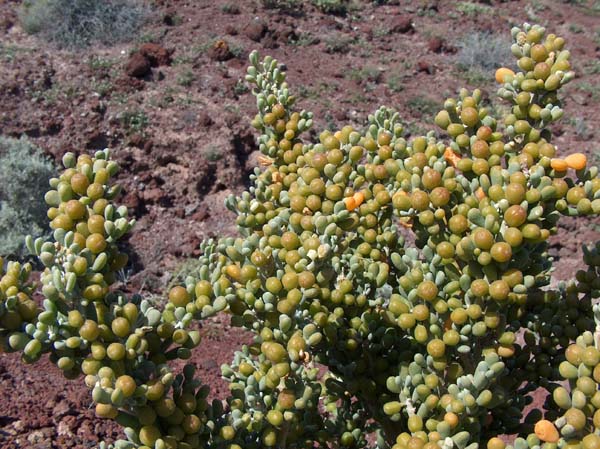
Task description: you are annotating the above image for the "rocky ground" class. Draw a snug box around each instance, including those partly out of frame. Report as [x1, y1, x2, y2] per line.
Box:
[0, 0, 600, 447]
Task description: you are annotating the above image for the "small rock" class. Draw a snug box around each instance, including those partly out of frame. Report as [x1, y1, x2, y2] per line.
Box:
[140, 43, 172, 66]
[423, 0, 439, 11]
[200, 358, 219, 370]
[163, 8, 179, 26]
[43, 118, 62, 135]
[428, 37, 455, 53]
[128, 133, 145, 148]
[198, 111, 214, 127]
[0, 16, 14, 32]
[208, 40, 233, 61]
[24, 126, 41, 138]
[125, 53, 151, 78]
[417, 60, 434, 74]
[122, 191, 146, 216]
[225, 25, 238, 35]
[63, 116, 74, 129]
[244, 20, 267, 42]
[156, 150, 177, 165]
[174, 207, 185, 218]
[321, 16, 341, 30]
[31, 444, 52, 449]
[427, 37, 444, 53]
[52, 401, 70, 419]
[86, 131, 109, 150]
[57, 419, 75, 437]
[224, 112, 240, 126]
[27, 431, 46, 445]
[143, 188, 172, 207]
[274, 25, 296, 44]
[334, 110, 347, 121]
[262, 34, 278, 49]
[13, 420, 25, 432]
[552, 123, 565, 136]
[223, 77, 238, 94]
[143, 139, 154, 153]
[76, 420, 94, 440]
[88, 97, 106, 114]
[391, 15, 413, 34]
[179, 235, 202, 256]
[191, 210, 210, 222]
[114, 74, 145, 90]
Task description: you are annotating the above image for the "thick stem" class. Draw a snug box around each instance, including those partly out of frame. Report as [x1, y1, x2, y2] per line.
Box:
[361, 395, 403, 448]
[279, 420, 290, 449]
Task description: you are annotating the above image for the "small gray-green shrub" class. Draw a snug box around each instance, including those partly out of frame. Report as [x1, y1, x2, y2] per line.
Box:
[19, 0, 150, 49]
[455, 31, 514, 77]
[0, 137, 55, 258]
[312, 0, 348, 14]
[260, 0, 303, 12]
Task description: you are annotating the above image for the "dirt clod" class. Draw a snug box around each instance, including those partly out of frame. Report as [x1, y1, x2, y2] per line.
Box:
[244, 20, 267, 42]
[208, 40, 233, 61]
[125, 52, 151, 78]
[391, 15, 413, 33]
[140, 43, 172, 66]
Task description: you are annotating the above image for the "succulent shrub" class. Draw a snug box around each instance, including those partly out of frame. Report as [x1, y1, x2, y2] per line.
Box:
[2, 22, 600, 449]
[19, 0, 149, 49]
[0, 136, 55, 258]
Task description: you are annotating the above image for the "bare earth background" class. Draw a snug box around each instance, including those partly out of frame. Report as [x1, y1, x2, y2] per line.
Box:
[1, 0, 600, 447]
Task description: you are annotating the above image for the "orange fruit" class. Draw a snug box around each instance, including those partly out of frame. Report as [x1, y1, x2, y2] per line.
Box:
[565, 153, 587, 170]
[534, 419, 559, 443]
[353, 191, 365, 208]
[475, 187, 486, 201]
[345, 196, 357, 211]
[550, 158, 568, 171]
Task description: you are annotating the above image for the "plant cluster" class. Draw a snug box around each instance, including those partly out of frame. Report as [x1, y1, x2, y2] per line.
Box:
[2, 22, 600, 449]
[19, 0, 149, 49]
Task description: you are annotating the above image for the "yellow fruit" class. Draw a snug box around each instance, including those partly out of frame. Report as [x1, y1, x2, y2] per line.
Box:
[64, 200, 86, 220]
[86, 233, 106, 254]
[495, 67, 515, 83]
[169, 286, 190, 307]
